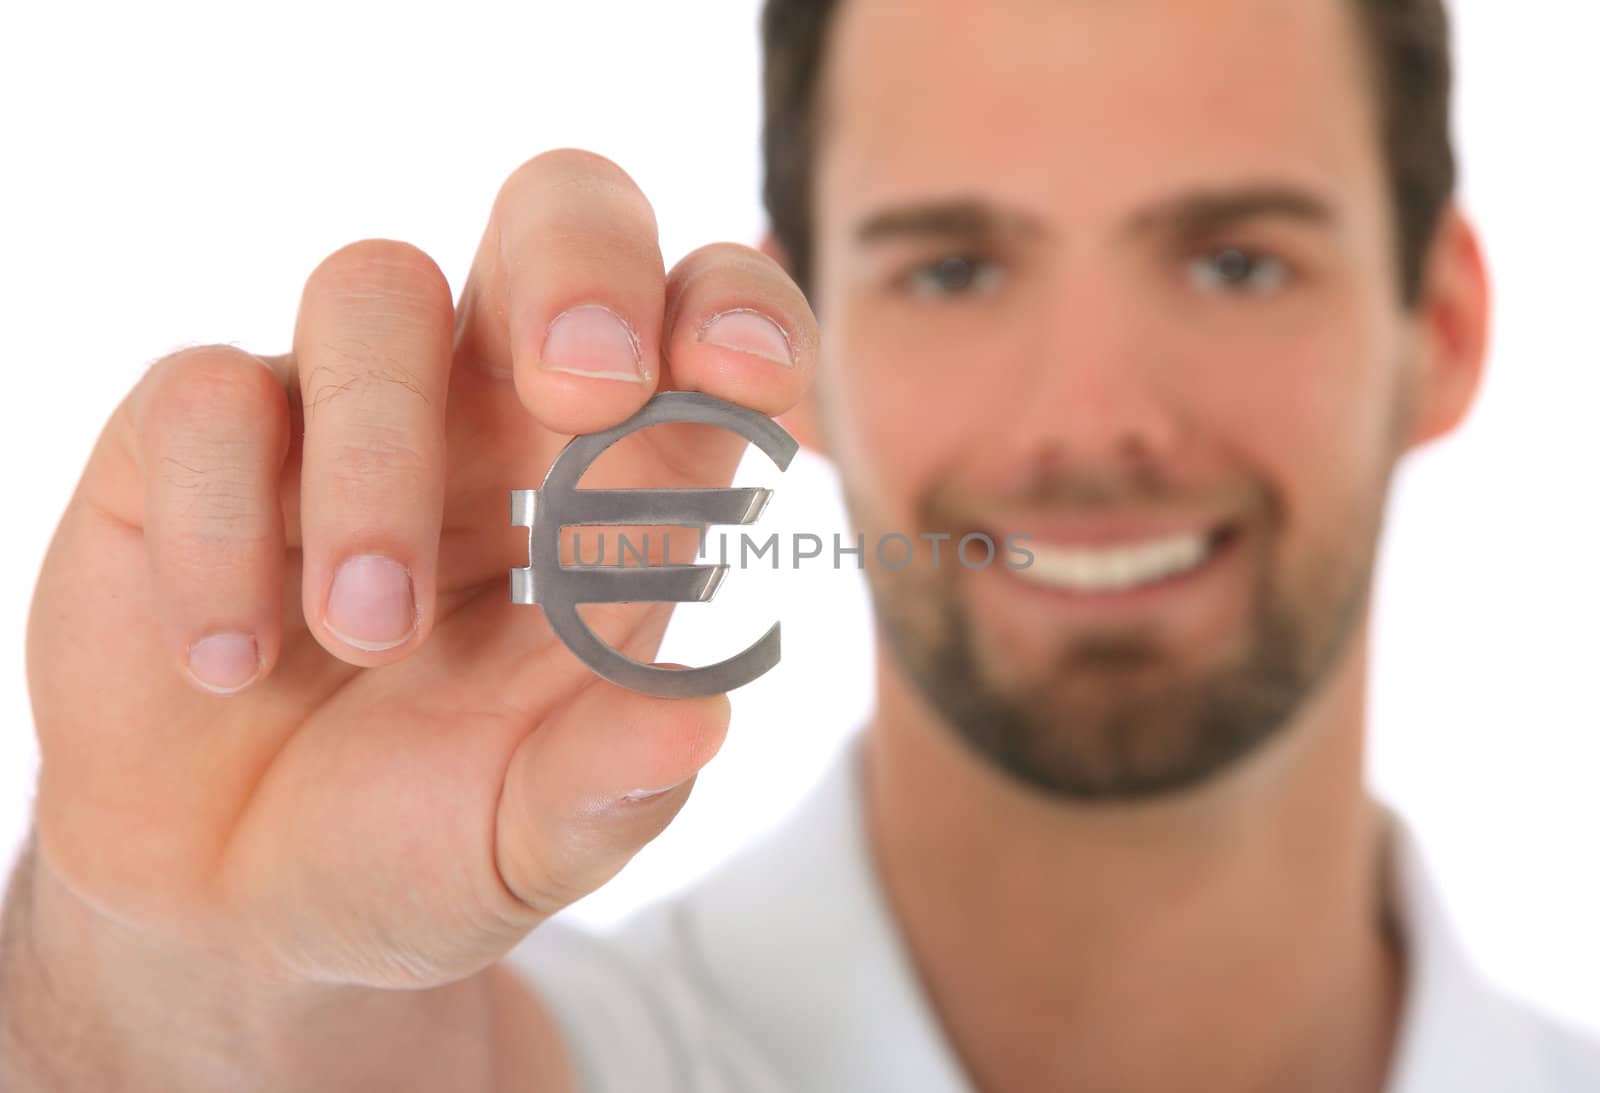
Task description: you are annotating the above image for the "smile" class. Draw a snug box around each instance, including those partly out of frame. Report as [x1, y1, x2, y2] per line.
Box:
[1009, 527, 1232, 594]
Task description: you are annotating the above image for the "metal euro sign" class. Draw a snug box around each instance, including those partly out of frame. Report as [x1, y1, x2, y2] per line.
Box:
[510, 391, 799, 699]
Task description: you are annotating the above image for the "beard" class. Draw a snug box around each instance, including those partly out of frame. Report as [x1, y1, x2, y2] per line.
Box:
[855, 465, 1387, 803]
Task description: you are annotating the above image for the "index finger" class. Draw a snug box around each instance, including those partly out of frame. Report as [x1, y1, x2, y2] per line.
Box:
[453, 148, 666, 436]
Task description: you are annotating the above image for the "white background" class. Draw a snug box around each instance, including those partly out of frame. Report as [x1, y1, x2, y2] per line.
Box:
[1, 0, 1596, 1038]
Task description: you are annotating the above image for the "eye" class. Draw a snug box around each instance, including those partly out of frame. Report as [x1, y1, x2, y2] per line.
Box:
[900, 255, 1004, 298]
[1186, 247, 1288, 295]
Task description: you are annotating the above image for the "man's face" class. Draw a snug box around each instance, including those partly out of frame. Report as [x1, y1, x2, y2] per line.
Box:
[809, 0, 1428, 799]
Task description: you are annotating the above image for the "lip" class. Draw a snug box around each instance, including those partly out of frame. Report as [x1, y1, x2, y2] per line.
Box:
[979, 523, 1243, 620]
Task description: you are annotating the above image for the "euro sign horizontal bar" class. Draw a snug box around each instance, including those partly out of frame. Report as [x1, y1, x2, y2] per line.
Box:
[509, 487, 771, 529]
[509, 486, 767, 607]
[510, 562, 726, 606]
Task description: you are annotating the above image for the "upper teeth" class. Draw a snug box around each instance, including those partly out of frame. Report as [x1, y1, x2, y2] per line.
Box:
[1012, 532, 1214, 592]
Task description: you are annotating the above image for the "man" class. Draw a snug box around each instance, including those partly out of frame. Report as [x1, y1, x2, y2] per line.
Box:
[1, 0, 1595, 1090]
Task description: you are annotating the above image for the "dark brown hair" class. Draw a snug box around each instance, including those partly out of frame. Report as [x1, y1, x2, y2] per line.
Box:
[760, 0, 1456, 308]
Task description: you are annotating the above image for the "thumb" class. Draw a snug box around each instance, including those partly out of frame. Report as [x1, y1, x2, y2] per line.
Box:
[491, 674, 730, 924]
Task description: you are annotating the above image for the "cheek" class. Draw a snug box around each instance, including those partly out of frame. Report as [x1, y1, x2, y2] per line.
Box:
[825, 306, 1018, 527]
[1177, 317, 1399, 565]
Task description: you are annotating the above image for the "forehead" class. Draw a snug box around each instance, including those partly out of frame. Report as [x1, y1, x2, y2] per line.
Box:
[815, 0, 1381, 220]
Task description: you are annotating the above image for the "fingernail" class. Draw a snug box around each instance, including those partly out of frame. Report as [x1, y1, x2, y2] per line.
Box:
[540, 304, 646, 382]
[186, 632, 263, 695]
[697, 308, 794, 367]
[326, 554, 417, 651]
[619, 780, 688, 804]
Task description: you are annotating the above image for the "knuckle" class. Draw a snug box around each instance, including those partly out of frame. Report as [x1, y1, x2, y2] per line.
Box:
[680, 240, 785, 278]
[500, 147, 659, 238]
[306, 238, 452, 318]
[509, 146, 634, 194]
[136, 351, 281, 543]
[327, 424, 429, 491]
[303, 345, 434, 425]
[634, 694, 731, 784]
[542, 222, 663, 275]
[142, 345, 280, 438]
[669, 697, 731, 772]
[166, 517, 270, 564]
[667, 243, 813, 336]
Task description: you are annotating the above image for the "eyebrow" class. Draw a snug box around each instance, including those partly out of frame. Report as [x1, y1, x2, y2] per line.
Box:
[852, 198, 1047, 247]
[1122, 184, 1338, 240]
[850, 183, 1337, 250]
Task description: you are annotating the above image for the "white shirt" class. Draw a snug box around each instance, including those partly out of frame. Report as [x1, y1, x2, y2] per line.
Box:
[506, 732, 1600, 1091]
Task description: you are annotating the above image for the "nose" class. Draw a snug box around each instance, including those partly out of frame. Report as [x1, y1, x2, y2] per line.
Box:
[994, 277, 1185, 493]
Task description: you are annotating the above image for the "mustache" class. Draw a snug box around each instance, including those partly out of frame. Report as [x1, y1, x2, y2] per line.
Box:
[918, 467, 1276, 529]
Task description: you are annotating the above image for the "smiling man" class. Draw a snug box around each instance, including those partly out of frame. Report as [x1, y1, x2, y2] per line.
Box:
[512, 0, 1600, 1089]
[6, 0, 1599, 1091]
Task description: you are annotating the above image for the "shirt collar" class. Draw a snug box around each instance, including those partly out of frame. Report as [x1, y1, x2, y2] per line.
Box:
[1380, 790, 1555, 1091]
[681, 729, 970, 1091]
[678, 729, 1541, 1092]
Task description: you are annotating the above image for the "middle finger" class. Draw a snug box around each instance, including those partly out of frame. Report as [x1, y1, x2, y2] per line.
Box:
[293, 237, 455, 663]
[453, 147, 667, 437]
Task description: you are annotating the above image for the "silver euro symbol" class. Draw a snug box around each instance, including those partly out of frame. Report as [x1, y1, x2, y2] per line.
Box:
[510, 391, 799, 699]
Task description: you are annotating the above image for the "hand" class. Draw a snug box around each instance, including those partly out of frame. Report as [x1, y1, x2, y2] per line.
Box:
[22, 147, 818, 992]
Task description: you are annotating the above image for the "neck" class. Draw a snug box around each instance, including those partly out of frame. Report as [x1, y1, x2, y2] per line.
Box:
[863, 621, 1404, 1093]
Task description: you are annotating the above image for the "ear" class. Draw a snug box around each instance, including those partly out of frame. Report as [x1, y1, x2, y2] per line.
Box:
[1401, 204, 1492, 451]
[757, 229, 829, 457]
